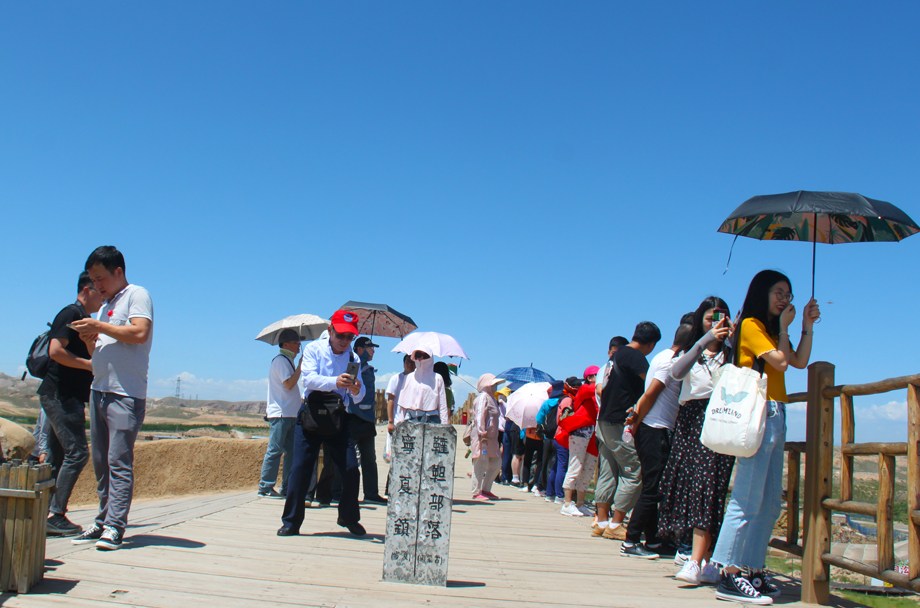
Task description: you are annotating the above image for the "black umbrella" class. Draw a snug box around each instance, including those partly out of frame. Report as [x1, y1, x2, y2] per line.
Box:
[719, 191, 919, 299]
[337, 301, 417, 338]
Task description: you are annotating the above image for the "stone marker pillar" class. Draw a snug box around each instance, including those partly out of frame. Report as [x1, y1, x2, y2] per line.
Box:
[383, 422, 456, 586]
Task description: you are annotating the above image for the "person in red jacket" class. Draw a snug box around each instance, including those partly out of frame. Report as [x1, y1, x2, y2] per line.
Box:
[557, 366, 600, 517]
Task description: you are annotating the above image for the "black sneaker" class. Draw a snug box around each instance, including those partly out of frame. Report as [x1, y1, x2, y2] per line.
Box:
[747, 571, 781, 597]
[258, 489, 284, 499]
[95, 526, 124, 551]
[363, 495, 388, 505]
[619, 543, 660, 559]
[716, 571, 772, 605]
[47, 513, 83, 537]
[647, 541, 677, 558]
[71, 524, 104, 545]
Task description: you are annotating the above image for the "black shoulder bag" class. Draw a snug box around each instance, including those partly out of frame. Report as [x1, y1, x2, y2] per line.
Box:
[298, 352, 356, 436]
[300, 391, 347, 436]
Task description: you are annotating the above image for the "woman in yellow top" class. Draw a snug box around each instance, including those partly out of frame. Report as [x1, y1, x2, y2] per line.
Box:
[711, 270, 819, 605]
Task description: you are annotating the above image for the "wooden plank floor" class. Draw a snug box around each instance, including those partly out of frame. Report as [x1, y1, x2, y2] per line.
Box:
[1, 429, 866, 607]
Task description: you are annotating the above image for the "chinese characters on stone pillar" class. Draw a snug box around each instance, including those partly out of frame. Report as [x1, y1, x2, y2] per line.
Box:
[383, 422, 456, 586]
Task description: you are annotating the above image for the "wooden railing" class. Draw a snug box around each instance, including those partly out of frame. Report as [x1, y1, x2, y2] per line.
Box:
[768, 362, 920, 604]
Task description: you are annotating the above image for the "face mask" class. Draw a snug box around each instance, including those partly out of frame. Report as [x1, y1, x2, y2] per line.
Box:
[414, 356, 434, 374]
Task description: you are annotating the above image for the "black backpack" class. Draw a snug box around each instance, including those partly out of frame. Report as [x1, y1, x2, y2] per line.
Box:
[26, 322, 53, 379]
[542, 401, 560, 438]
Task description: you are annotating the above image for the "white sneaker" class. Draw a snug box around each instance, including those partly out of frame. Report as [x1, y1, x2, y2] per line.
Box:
[560, 503, 584, 517]
[554, 496, 564, 504]
[533, 488, 545, 497]
[576, 504, 593, 517]
[701, 561, 720, 585]
[675, 559, 701, 585]
[674, 549, 691, 567]
[518, 485, 530, 492]
[544, 495, 554, 502]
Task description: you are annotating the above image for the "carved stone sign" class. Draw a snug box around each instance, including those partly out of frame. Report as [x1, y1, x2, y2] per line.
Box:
[383, 422, 456, 586]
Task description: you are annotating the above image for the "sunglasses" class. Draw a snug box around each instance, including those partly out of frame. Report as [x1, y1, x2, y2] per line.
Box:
[332, 331, 356, 342]
[413, 352, 430, 360]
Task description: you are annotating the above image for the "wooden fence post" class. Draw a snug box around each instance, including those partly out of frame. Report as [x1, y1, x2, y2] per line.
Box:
[839, 394, 855, 502]
[801, 361, 834, 605]
[878, 454, 896, 573]
[907, 383, 920, 580]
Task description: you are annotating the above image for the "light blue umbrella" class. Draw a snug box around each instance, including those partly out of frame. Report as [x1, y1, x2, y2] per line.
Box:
[497, 366, 555, 390]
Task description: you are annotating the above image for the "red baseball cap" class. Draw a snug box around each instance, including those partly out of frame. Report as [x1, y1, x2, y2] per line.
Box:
[330, 310, 360, 336]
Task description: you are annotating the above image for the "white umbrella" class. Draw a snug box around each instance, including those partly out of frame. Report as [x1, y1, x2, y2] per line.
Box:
[391, 331, 469, 359]
[255, 314, 329, 345]
[506, 382, 551, 429]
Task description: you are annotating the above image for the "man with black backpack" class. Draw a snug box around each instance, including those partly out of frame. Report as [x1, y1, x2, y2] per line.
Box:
[38, 271, 102, 536]
[257, 328, 302, 498]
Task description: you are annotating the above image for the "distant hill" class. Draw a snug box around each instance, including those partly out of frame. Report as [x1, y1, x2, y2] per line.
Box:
[150, 396, 266, 416]
[0, 372, 266, 416]
[0, 372, 41, 413]
[0, 371, 40, 393]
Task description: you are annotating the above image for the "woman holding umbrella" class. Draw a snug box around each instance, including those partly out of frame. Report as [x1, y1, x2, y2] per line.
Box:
[711, 271, 818, 605]
[395, 347, 449, 424]
[470, 374, 507, 500]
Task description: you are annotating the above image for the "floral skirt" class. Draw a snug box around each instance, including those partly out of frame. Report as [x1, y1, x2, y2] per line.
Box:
[657, 398, 735, 542]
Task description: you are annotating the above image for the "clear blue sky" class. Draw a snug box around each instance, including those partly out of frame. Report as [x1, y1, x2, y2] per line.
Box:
[2, 2, 918, 442]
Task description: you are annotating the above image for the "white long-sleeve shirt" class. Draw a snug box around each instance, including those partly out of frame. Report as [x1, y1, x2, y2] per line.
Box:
[301, 338, 366, 404]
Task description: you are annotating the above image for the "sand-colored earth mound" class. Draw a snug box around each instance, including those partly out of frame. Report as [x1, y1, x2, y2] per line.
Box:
[69, 437, 267, 507]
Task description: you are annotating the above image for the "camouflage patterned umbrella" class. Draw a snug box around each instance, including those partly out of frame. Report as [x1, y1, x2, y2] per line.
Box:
[338, 301, 417, 338]
[719, 191, 919, 298]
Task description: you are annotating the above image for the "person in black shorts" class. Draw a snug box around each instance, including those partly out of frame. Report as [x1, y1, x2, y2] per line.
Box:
[39, 271, 102, 536]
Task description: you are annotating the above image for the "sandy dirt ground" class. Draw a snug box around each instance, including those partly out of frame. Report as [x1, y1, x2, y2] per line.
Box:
[68, 437, 269, 507]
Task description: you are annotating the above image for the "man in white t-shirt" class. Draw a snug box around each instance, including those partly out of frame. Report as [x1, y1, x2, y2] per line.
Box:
[258, 328, 303, 498]
[621, 321, 694, 557]
[386, 355, 415, 434]
[70, 246, 153, 551]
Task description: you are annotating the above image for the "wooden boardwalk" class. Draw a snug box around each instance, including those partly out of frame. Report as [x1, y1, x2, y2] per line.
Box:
[2, 431, 865, 607]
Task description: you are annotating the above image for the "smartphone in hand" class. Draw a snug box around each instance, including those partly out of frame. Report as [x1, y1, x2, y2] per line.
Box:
[711, 309, 729, 324]
[345, 361, 360, 380]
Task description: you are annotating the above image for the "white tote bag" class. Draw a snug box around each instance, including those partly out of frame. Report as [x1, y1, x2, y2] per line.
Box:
[701, 363, 768, 458]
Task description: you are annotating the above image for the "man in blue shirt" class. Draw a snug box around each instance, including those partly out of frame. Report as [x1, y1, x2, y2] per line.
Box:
[349, 337, 387, 504]
[279, 310, 366, 537]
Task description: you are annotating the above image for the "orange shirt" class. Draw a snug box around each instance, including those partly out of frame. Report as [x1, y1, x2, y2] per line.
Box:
[737, 318, 787, 402]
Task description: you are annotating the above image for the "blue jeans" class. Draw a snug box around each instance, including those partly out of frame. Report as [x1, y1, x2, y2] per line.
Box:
[547, 440, 569, 499]
[501, 430, 513, 482]
[712, 401, 786, 570]
[259, 417, 296, 494]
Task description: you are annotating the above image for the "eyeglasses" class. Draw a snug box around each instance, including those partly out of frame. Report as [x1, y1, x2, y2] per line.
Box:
[331, 331, 356, 342]
[771, 290, 794, 302]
